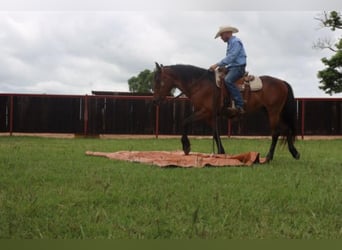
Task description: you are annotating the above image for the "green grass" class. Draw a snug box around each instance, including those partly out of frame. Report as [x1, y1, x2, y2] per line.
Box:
[0, 136, 341, 239]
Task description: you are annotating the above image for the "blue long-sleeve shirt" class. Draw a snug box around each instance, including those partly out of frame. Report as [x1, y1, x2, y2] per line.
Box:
[217, 36, 247, 68]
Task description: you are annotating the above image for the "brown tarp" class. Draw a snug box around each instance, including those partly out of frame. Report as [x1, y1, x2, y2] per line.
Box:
[85, 150, 267, 168]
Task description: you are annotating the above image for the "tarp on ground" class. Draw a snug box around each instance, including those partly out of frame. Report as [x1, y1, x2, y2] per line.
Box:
[85, 150, 267, 168]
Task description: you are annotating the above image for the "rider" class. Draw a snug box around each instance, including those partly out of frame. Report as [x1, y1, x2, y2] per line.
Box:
[209, 25, 247, 115]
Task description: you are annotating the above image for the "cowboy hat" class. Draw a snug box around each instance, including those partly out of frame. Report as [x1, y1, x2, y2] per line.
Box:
[214, 25, 239, 38]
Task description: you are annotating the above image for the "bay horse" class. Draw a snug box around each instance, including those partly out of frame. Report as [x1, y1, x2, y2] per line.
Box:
[153, 63, 300, 162]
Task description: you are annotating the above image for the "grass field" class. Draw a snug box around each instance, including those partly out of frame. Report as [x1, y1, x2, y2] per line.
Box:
[0, 136, 341, 239]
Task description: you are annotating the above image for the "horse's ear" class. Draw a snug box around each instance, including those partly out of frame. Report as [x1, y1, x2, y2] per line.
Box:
[155, 62, 161, 71]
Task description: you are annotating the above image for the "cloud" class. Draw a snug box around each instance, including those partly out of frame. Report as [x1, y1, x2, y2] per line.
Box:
[0, 11, 341, 97]
[1, 0, 340, 11]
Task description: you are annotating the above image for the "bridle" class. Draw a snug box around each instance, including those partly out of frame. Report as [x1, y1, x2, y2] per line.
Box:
[160, 66, 213, 100]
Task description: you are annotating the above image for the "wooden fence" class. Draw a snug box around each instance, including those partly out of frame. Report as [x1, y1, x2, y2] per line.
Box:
[0, 93, 341, 138]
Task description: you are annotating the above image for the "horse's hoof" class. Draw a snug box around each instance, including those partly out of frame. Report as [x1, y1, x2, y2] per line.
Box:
[182, 143, 191, 155]
[294, 152, 300, 160]
[265, 154, 273, 163]
[183, 147, 190, 155]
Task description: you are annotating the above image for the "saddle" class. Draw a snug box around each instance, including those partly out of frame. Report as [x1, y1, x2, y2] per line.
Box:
[214, 66, 262, 109]
[215, 66, 262, 91]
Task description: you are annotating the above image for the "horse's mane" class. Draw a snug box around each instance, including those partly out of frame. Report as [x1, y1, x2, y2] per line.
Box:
[168, 64, 215, 83]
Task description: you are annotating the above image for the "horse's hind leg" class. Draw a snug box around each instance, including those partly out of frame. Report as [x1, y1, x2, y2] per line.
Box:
[266, 132, 280, 162]
[287, 133, 300, 160]
[213, 128, 225, 154]
[266, 108, 282, 161]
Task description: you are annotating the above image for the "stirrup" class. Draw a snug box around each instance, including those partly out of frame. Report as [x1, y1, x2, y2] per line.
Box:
[227, 106, 245, 116]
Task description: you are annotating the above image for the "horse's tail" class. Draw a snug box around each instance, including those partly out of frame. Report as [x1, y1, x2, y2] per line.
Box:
[281, 82, 297, 143]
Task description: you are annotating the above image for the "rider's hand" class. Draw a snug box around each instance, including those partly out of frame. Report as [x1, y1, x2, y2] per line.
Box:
[209, 64, 218, 72]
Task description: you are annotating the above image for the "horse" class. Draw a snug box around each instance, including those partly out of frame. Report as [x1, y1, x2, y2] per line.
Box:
[152, 62, 300, 162]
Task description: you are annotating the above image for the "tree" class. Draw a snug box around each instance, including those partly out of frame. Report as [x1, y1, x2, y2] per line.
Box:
[128, 69, 153, 93]
[315, 11, 342, 95]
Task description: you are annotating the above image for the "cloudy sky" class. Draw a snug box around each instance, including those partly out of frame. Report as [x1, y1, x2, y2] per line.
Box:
[0, 0, 341, 97]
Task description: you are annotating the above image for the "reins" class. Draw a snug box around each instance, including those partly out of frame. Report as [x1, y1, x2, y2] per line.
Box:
[212, 77, 222, 154]
[158, 64, 223, 155]
[183, 69, 222, 154]
[171, 69, 212, 100]
[184, 69, 222, 154]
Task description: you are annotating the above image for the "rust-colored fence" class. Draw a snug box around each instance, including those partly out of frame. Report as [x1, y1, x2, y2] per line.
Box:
[0, 93, 341, 138]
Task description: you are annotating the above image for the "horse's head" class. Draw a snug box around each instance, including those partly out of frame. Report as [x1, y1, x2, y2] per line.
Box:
[153, 62, 175, 105]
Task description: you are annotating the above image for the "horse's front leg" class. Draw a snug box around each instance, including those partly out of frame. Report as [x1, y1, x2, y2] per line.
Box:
[213, 128, 225, 154]
[181, 133, 191, 155]
[181, 110, 208, 155]
[181, 117, 191, 155]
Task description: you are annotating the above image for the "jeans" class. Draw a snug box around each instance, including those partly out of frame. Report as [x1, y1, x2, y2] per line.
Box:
[224, 65, 245, 108]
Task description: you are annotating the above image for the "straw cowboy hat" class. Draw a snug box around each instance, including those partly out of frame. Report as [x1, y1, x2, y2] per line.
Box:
[214, 25, 239, 38]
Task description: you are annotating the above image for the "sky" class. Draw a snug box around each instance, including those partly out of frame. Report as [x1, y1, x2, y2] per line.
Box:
[0, 0, 341, 98]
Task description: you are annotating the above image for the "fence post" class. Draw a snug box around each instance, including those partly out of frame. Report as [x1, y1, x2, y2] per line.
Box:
[301, 99, 305, 140]
[227, 119, 231, 138]
[84, 95, 89, 136]
[9, 95, 14, 136]
[155, 105, 159, 139]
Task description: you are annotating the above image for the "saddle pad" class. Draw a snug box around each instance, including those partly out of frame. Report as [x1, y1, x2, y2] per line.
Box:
[243, 76, 262, 91]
